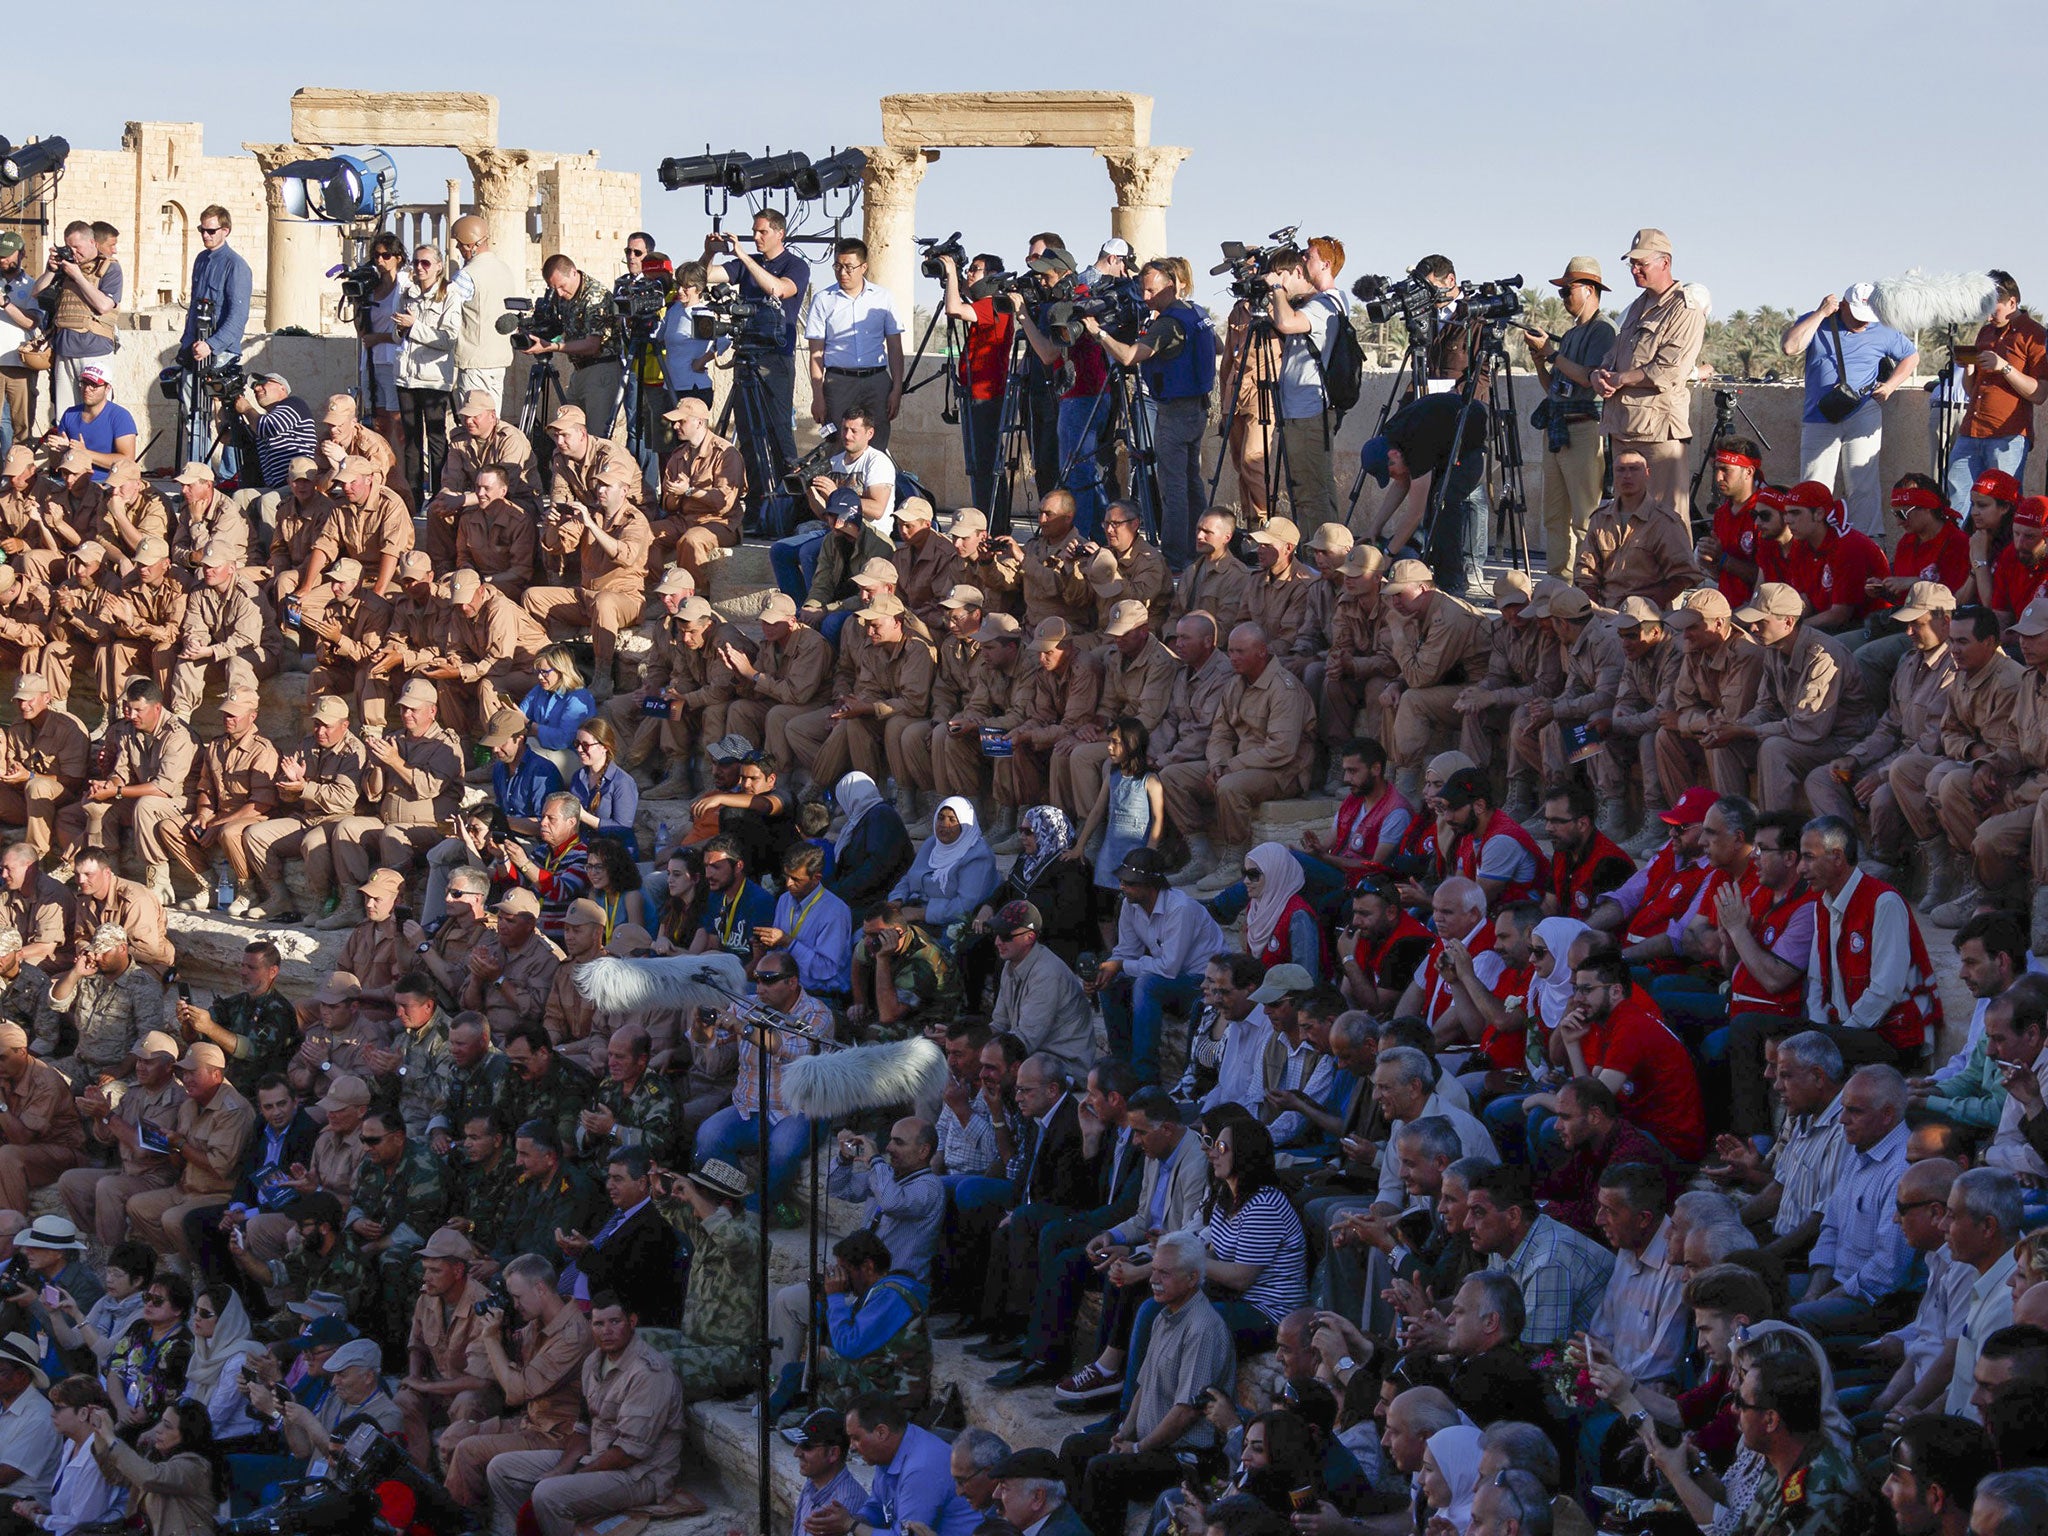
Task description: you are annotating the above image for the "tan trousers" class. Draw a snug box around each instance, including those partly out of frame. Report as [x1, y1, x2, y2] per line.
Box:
[0, 1143, 79, 1214]
[124, 1185, 217, 1261]
[60, 1165, 176, 1248]
[1711, 733, 1852, 814]
[1803, 763, 1904, 855]
[443, 1420, 565, 1511]
[1047, 740, 1096, 820]
[331, 818, 442, 885]
[168, 653, 262, 716]
[794, 713, 917, 790]
[1886, 749, 1971, 843]
[1541, 421, 1606, 575]
[1610, 433, 1692, 524]
[1322, 664, 1379, 750]
[1459, 704, 1515, 776]
[1540, 719, 1625, 797]
[396, 1383, 488, 1473]
[1161, 760, 1291, 846]
[488, 1451, 654, 1536]
[0, 776, 74, 860]
[1945, 773, 2048, 890]
[760, 702, 816, 771]
[726, 699, 771, 753]
[243, 818, 344, 896]
[601, 693, 696, 770]
[991, 748, 1048, 811]
[164, 814, 262, 884]
[54, 797, 138, 862]
[523, 586, 644, 688]
[1061, 741, 1116, 824]
[1390, 685, 1464, 775]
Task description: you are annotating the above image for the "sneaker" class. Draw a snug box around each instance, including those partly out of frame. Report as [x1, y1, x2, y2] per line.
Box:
[1053, 1361, 1124, 1404]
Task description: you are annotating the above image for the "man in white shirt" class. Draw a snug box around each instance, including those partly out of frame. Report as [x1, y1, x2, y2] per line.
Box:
[1196, 954, 1272, 1116]
[0, 1332, 59, 1504]
[1943, 1166, 2024, 1418]
[1369, 1046, 1496, 1209]
[772, 410, 897, 608]
[807, 238, 904, 450]
[1983, 985, 2048, 1190]
[1588, 1163, 1688, 1386]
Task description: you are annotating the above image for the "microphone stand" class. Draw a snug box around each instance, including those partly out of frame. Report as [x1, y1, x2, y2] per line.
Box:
[694, 974, 843, 1536]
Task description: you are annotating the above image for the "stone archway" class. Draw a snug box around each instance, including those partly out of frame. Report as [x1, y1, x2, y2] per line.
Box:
[856, 91, 1190, 323]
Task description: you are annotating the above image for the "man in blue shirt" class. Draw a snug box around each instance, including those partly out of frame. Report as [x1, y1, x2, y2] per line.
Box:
[810, 1391, 978, 1536]
[703, 209, 810, 482]
[420, 708, 563, 924]
[52, 363, 136, 480]
[1780, 283, 1918, 539]
[177, 204, 254, 467]
[751, 842, 852, 1002]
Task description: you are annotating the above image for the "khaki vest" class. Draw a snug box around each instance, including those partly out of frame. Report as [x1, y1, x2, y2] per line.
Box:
[53, 257, 118, 342]
[453, 247, 517, 369]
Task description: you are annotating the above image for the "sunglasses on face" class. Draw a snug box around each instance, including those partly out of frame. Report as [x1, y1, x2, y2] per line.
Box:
[1242, 867, 1263, 881]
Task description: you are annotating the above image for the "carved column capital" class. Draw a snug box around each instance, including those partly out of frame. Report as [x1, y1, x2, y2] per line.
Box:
[465, 146, 537, 209]
[856, 145, 932, 210]
[1097, 145, 1189, 210]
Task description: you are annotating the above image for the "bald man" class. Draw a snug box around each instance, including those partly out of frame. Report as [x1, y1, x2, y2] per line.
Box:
[447, 216, 519, 407]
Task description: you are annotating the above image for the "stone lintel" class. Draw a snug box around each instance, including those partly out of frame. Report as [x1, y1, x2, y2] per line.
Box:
[289, 87, 499, 151]
[880, 91, 1150, 151]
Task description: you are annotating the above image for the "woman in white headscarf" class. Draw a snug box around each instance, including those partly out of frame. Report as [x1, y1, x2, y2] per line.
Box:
[1421, 1423, 1485, 1533]
[180, 1284, 266, 1443]
[890, 796, 999, 933]
[1528, 916, 1590, 1032]
[1242, 841, 1323, 982]
[827, 771, 913, 913]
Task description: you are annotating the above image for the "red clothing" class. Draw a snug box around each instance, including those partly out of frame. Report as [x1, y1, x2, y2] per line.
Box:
[1755, 536, 1796, 588]
[959, 298, 1015, 402]
[1256, 892, 1323, 974]
[1622, 842, 1711, 974]
[1479, 963, 1534, 1071]
[1582, 998, 1706, 1160]
[1728, 881, 1816, 1016]
[1453, 810, 1547, 907]
[1812, 872, 1943, 1054]
[1783, 527, 1890, 622]
[1890, 523, 1971, 596]
[1990, 545, 2048, 616]
[1333, 786, 1414, 879]
[1419, 920, 1497, 1035]
[1063, 335, 1109, 401]
[1353, 911, 1434, 997]
[1711, 494, 1760, 608]
[1550, 833, 1636, 920]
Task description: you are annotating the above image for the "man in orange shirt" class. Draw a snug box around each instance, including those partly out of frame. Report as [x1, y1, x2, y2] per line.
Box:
[1944, 268, 2047, 511]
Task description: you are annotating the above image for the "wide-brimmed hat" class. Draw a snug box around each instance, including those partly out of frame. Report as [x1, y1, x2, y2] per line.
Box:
[1549, 256, 1609, 292]
[0, 1332, 48, 1389]
[687, 1159, 751, 1202]
[14, 1215, 86, 1253]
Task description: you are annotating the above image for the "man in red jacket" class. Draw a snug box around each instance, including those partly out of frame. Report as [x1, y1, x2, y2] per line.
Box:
[1554, 951, 1705, 1161]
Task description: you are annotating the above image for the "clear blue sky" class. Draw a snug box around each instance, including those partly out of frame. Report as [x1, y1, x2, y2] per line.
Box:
[16, 0, 2036, 319]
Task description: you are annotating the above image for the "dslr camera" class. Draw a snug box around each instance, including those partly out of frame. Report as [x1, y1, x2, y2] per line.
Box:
[498, 293, 569, 352]
[1211, 226, 1304, 314]
[472, 1274, 513, 1318]
[917, 232, 966, 280]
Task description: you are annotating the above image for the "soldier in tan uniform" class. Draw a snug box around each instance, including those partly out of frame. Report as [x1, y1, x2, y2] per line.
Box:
[167, 540, 268, 714]
[158, 687, 279, 913]
[1055, 599, 1179, 822]
[1653, 587, 1767, 805]
[462, 888, 561, 1038]
[1319, 546, 1396, 782]
[72, 847, 176, 978]
[945, 509, 1021, 612]
[1009, 492, 1093, 631]
[41, 541, 123, 707]
[123, 1040, 254, 1264]
[1574, 449, 1702, 608]
[1593, 229, 1707, 521]
[1451, 570, 1557, 808]
[1607, 596, 1684, 845]
[724, 592, 833, 770]
[1951, 598, 2048, 949]
[102, 535, 185, 702]
[785, 593, 936, 796]
[1170, 510, 1254, 637]
[602, 588, 738, 794]
[55, 677, 195, 891]
[1244, 516, 1322, 688]
[435, 569, 549, 737]
[890, 497, 966, 632]
[98, 460, 174, 565]
[1520, 586, 1627, 825]
[325, 678, 464, 926]
[168, 461, 250, 575]
[1157, 612, 1237, 780]
[0, 445, 65, 580]
[1163, 622, 1316, 889]
[301, 455, 415, 599]
[652, 396, 745, 584]
[525, 459, 653, 700]
[1377, 560, 1494, 795]
[0, 674, 88, 863]
[0, 566, 49, 681]
[44, 446, 107, 555]
[1707, 582, 1873, 812]
[542, 404, 644, 515]
[300, 558, 391, 713]
[426, 391, 542, 566]
[452, 466, 538, 600]
[261, 458, 339, 610]
[315, 393, 403, 502]
[1808, 581, 1957, 868]
[242, 694, 370, 923]
[953, 614, 1030, 834]
[361, 551, 461, 731]
[1100, 498, 1173, 629]
[895, 585, 985, 818]
[998, 617, 1101, 820]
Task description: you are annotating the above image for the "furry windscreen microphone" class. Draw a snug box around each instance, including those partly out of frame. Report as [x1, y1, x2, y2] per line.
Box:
[784, 1037, 948, 1118]
[1872, 271, 1998, 334]
[574, 951, 750, 1013]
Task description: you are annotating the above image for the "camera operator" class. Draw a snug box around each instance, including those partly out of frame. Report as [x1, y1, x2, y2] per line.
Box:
[1019, 233, 1067, 500]
[31, 220, 121, 418]
[1522, 257, 1618, 576]
[1084, 257, 1216, 568]
[1592, 228, 1706, 521]
[524, 254, 624, 438]
[174, 205, 251, 465]
[356, 233, 411, 482]
[704, 210, 810, 473]
[657, 260, 724, 413]
[1009, 245, 1112, 540]
[229, 373, 317, 556]
[807, 238, 904, 451]
[1263, 236, 1348, 525]
[939, 251, 1014, 514]
[0, 232, 40, 459]
[1366, 325, 1490, 600]
[619, 248, 675, 456]
[447, 215, 518, 408]
[1779, 284, 1917, 538]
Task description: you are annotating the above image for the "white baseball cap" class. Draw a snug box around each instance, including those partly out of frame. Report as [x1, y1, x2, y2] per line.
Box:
[1842, 282, 1879, 326]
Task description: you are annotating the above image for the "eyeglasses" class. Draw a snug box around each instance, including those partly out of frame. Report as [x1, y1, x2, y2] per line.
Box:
[144, 1294, 172, 1307]
[413, 258, 436, 268]
[198, 226, 225, 237]
[193, 1308, 217, 1321]
[536, 667, 558, 678]
[1242, 868, 1263, 881]
[574, 740, 601, 753]
[1895, 1198, 1945, 1217]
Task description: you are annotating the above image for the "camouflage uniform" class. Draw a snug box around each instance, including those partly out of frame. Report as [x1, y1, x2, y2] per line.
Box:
[38, 968, 158, 1086]
[816, 1272, 932, 1412]
[273, 1237, 372, 1328]
[349, 1141, 452, 1348]
[588, 1072, 682, 1168]
[641, 1197, 760, 1398]
[450, 1149, 521, 1254]
[393, 1009, 457, 1138]
[850, 924, 962, 1043]
[1733, 1442, 1859, 1536]
[2, 965, 52, 1041]
[212, 989, 300, 1097]
[501, 1055, 598, 1148]
[492, 1162, 603, 1265]
[434, 1049, 510, 1140]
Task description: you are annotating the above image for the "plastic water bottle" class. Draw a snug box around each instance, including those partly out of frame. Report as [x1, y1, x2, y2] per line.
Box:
[656, 819, 674, 857]
[214, 862, 234, 909]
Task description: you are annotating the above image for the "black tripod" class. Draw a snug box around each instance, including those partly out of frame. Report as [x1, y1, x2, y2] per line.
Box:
[1687, 384, 1774, 541]
[1206, 312, 1293, 519]
[717, 342, 794, 534]
[618, 324, 661, 472]
[1414, 320, 1533, 579]
[517, 352, 566, 477]
[1059, 358, 1162, 542]
[988, 329, 1039, 537]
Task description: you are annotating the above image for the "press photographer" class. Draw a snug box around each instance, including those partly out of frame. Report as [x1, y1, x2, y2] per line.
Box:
[1261, 236, 1348, 524]
[32, 220, 121, 417]
[0, 232, 39, 458]
[353, 233, 410, 482]
[937, 248, 1014, 514]
[1008, 245, 1112, 539]
[612, 246, 672, 454]
[1366, 324, 1491, 599]
[1083, 258, 1217, 567]
[176, 205, 251, 465]
[1522, 256, 1617, 576]
[703, 210, 810, 474]
[520, 255, 624, 438]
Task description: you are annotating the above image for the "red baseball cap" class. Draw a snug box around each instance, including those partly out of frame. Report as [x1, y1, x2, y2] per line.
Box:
[1974, 469, 2022, 503]
[2017, 496, 2048, 531]
[1660, 787, 1719, 827]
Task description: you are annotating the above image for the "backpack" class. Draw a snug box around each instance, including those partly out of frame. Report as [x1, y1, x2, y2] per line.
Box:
[1306, 293, 1365, 427]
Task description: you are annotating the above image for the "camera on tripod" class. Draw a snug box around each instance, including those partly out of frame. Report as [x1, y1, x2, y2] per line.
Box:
[1210, 226, 1303, 313]
[1353, 270, 1438, 330]
[336, 261, 381, 318]
[691, 283, 782, 350]
[498, 294, 568, 352]
[1049, 275, 1146, 345]
[611, 273, 668, 336]
[1454, 276, 1526, 325]
[917, 232, 966, 281]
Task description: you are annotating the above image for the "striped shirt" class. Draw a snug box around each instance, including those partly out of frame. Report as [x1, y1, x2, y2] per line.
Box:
[1204, 1185, 1307, 1324]
[1590, 1218, 1689, 1383]
[1810, 1119, 1912, 1302]
[732, 992, 835, 1123]
[1489, 1213, 1616, 1346]
[1768, 1095, 1850, 1238]
[935, 1093, 997, 1177]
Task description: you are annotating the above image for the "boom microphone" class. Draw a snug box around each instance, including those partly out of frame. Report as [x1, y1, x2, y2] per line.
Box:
[1871, 270, 1998, 334]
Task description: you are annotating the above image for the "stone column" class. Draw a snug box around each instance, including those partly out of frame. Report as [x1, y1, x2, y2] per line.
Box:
[1098, 146, 1190, 265]
[857, 145, 933, 329]
[464, 147, 537, 290]
[245, 142, 333, 334]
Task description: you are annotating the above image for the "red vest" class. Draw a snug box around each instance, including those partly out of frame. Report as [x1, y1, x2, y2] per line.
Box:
[1729, 881, 1817, 1016]
[1712, 494, 1758, 608]
[1623, 843, 1712, 969]
[1687, 861, 1762, 981]
[1256, 893, 1324, 973]
[1455, 810, 1547, 906]
[1813, 873, 1942, 1053]
[1396, 813, 1446, 882]
[1421, 920, 1497, 1032]
[1356, 911, 1433, 982]
[1551, 833, 1635, 919]
[1480, 963, 1535, 1071]
[1334, 787, 1414, 879]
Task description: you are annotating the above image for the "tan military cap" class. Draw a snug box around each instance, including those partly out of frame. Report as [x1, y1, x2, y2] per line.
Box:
[546, 405, 587, 433]
[327, 557, 364, 585]
[174, 461, 214, 485]
[134, 535, 171, 564]
[947, 509, 988, 536]
[1102, 599, 1150, 637]
[1383, 558, 1435, 596]
[857, 591, 908, 621]
[1733, 582, 1806, 623]
[896, 496, 935, 526]
[1493, 570, 1534, 608]
[656, 566, 697, 597]
[398, 678, 439, 708]
[760, 592, 799, 624]
[852, 557, 898, 590]
[1306, 522, 1353, 554]
[940, 585, 985, 610]
[310, 695, 352, 725]
[1892, 580, 1959, 623]
[1250, 517, 1301, 548]
[457, 391, 499, 418]
[975, 612, 1023, 642]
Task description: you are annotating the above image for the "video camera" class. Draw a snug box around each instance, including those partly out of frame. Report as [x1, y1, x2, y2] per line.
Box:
[781, 429, 843, 494]
[1049, 274, 1146, 346]
[1352, 269, 1439, 331]
[497, 293, 569, 352]
[967, 268, 1034, 303]
[917, 232, 966, 281]
[1455, 275, 1525, 325]
[612, 272, 668, 336]
[692, 283, 783, 350]
[1211, 226, 1303, 312]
